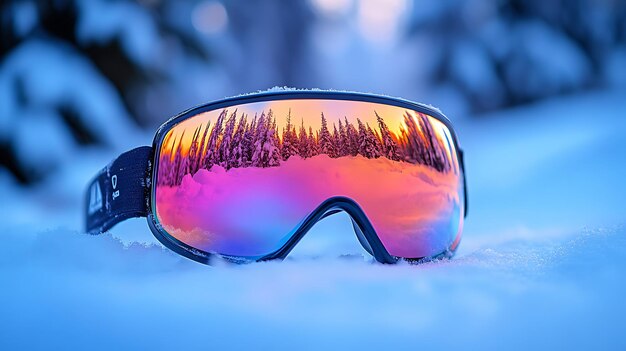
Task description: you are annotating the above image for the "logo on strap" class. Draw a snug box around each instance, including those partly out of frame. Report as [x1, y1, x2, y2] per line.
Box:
[88, 181, 103, 214]
[112, 174, 120, 200]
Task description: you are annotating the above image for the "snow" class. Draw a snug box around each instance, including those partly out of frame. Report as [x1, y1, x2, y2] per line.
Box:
[0, 39, 144, 172]
[450, 39, 504, 109]
[506, 20, 592, 98]
[75, 0, 161, 68]
[1, 89, 626, 349]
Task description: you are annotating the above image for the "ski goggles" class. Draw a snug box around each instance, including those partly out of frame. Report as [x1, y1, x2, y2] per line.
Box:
[85, 90, 468, 264]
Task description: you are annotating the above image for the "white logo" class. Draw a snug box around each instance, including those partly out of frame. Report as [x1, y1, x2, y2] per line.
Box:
[88, 181, 103, 214]
[112, 174, 120, 200]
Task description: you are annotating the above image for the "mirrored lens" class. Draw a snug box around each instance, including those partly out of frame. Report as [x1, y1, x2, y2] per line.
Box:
[154, 98, 464, 259]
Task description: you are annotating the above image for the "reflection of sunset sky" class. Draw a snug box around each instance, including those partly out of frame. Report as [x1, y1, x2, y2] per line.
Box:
[163, 99, 455, 157]
[237, 99, 404, 132]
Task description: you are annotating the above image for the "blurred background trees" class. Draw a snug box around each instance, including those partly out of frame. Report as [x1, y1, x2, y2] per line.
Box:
[1, 0, 625, 184]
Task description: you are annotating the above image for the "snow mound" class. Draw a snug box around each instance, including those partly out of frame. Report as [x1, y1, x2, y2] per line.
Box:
[1, 225, 624, 350]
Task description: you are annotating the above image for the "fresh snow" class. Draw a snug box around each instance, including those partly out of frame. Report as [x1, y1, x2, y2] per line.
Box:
[1, 90, 625, 350]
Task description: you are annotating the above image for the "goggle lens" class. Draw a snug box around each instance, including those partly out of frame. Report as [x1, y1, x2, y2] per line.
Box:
[154, 99, 464, 259]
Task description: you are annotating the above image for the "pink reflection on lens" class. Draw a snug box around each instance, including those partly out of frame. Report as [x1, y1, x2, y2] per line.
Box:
[155, 100, 463, 259]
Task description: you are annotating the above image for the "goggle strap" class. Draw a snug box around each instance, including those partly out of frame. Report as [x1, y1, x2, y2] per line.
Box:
[85, 146, 153, 234]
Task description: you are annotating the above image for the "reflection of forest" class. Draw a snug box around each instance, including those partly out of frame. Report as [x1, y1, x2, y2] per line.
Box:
[158, 109, 454, 186]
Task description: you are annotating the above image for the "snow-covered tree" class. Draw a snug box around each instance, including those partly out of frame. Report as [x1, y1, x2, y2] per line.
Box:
[267, 112, 282, 166]
[203, 109, 227, 169]
[332, 123, 341, 158]
[298, 118, 310, 158]
[173, 130, 188, 184]
[371, 125, 383, 153]
[158, 132, 178, 186]
[418, 113, 449, 172]
[375, 111, 401, 161]
[251, 110, 281, 167]
[396, 111, 454, 172]
[230, 113, 248, 168]
[336, 119, 349, 157]
[250, 112, 267, 167]
[242, 114, 258, 166]
[196, 121, 211, 171]
[344, 117, 359, 156]
[318, 112, 336, 157]
[186, 125, 202, 176]
[281, 109, 298, 160]
[399, 112, 427, 166]
[367, 123, 382, 158]
[156, 106, 462, 185]
[0, 0, 234, 184]
[308, 126, 320, 156]
[357, 119, 380, 158]
[218, 109, 238, 169]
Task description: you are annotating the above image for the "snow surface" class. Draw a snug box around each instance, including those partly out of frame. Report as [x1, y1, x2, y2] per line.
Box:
[1, 90, 625, 350]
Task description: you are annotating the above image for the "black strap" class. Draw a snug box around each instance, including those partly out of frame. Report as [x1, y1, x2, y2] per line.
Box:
[85, 146, 153, 234]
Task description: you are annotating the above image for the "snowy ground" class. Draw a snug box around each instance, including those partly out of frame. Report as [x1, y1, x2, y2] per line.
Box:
[1, 90, 625, 350]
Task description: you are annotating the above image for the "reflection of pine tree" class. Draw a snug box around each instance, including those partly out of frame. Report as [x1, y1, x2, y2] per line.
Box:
[242, 114, 257, 166]
[203, 109, 227, 169]
[376, 111, 401, 161]
[186, 125, 202, 176]
[419, 113, 436, 168]
[398, 112, 451, 172]
[157, 131, 174, 186]
[400, 112, 426, 165]
[357, 119, 380, 158]
[297, 118, 310, 158]
[318, 113, 336, 157]
[308, 126, 320, 155]
[281, 109, 298, 160]
[230, 113, 247, 168]
[251, 112, 267, 167]
[218, 110, 238, 169]
[336, 119, 349, 157]
[369, 123, 383, 156]
[344, 117, 359, 156]
[268, 112, 281, 166]
[418, 113, 447, 172]
[173, 131, 187, 183]
[251, 110, 281, 167]
[332, 123, 341, 158]
[197, 121, 211, 171]
[158, 107, 456, 186]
